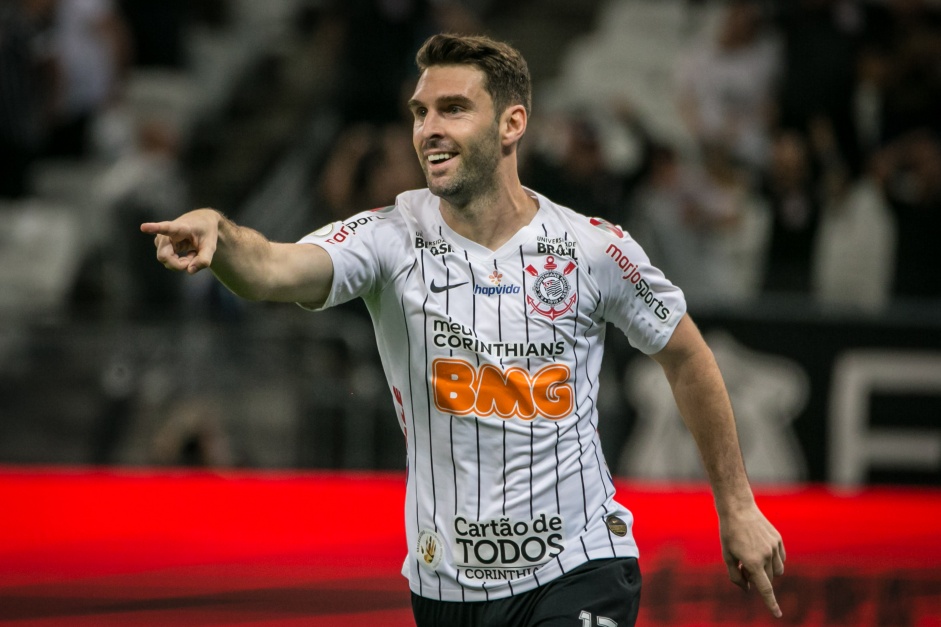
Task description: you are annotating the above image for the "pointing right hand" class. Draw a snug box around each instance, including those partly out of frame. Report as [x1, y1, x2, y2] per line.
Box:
[141, 209, 221, 275]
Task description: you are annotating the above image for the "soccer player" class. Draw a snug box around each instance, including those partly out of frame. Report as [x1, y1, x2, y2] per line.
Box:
[142, 33, 785, 627]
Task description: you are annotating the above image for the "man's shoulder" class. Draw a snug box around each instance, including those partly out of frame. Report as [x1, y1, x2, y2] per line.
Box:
[535, 192, 630, 248]
[297, 198, 415, 248]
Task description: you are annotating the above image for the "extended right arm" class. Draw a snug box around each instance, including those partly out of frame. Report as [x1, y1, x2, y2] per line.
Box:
[141, 208, 334, 309]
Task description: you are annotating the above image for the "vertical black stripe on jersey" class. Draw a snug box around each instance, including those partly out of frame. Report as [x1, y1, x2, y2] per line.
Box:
[577, 254, 616, 551]
[450, 415, 457, 515]
[520, 240, 561, 516]
[418, 250, 442, 598]
[465, 250, 482, 522]
[441, 252, 464, 593]
[580, 536, 590, 559]
[441, 256, 469, 602]
[568, 252, 591, 544]
[561, 231, 586, 519]
[494, 259, 508, 517]
[502, 420, 508, 516]
[580, 295, 612, 505]
[475, 420, 481, 521]
[517, 245, 532, 367]
[456, 568, 465, 602]
[494, 259, 503, 344]
[419, 249, 438, 533]
[399, 261, 423, 596]
[440, 226, 452, 313]
[544, 229, 565, 514]
[553, 423, 561, 513]
[517, 246, 536, 520]
[581, 297, 618, 556]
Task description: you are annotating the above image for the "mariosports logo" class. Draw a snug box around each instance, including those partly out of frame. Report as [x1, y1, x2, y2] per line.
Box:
[605, 244, 671, 321]
[432, 358, 573, 420]
[525, 256, 577, 320]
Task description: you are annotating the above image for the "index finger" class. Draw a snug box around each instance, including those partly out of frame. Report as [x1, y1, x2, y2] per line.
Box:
[748, 567, 782, 619]
[140, 221, 182, 236]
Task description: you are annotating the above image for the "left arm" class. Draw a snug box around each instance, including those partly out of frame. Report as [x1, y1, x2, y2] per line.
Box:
[650, 314, 786, 618]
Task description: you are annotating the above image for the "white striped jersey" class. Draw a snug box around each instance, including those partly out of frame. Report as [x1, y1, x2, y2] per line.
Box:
[298, 188, 687, 602]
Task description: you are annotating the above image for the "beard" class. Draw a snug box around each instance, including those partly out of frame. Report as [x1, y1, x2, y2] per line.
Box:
[423, 122, 502, 207]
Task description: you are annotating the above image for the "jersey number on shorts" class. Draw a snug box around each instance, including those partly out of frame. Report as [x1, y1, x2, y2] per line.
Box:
[580, 611, 617, 627]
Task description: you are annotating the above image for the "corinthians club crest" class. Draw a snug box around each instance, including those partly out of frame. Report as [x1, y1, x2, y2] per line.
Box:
[526, 256, 577, 320]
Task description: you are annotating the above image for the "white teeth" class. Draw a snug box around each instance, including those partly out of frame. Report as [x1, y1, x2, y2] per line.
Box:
[428, 153, 454, 163]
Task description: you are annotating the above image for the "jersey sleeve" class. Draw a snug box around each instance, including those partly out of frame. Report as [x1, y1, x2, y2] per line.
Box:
[295, 206, 399, 309]
[590, 224, 687, 354]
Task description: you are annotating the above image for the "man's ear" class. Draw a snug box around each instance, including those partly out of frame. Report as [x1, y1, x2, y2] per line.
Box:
[501, 104, 527, 148]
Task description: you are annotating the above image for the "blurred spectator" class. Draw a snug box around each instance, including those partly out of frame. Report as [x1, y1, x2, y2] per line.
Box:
[876, 0, 941, 143]
[622, 145, 691, 282]
[759, 129, 821, 294]
[851, 43, 891, 156]
[520, 101, 656, 223]
[627, 143, 769, 307]
[321, 0, 481, 125]
[151, 395, 236, 467]
[117, 0, 187, 68]
[0, 0, 56, 198]
[522, 112, 627, 220]
[812, 152, 896, 311]
[676, 0, 781, 172]
[774, 0, 866, 175]
[318, 122, 425, 221]
[44, 0, 130, 158]
[96, 118, 189, 319]
[879, 130, 941, 299]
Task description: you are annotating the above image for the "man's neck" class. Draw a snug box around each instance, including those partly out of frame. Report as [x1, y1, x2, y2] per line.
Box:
[438, 176, 538, 251]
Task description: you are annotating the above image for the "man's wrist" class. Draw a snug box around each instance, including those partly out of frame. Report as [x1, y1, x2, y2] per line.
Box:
[712, 484, 757, 518]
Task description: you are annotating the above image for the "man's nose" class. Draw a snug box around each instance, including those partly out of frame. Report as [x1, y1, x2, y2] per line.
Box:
[419, 111, 444, 139]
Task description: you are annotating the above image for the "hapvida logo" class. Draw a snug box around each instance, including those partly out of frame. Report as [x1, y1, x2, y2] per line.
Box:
[474, 284, 522, 296]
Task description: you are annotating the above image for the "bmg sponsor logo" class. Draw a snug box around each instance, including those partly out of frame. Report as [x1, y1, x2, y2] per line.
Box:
[605, 244, 671, 321]
[432, 358, 572, 420]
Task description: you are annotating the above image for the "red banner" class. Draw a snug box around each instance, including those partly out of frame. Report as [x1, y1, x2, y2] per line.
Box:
[0, 468, 938, 626]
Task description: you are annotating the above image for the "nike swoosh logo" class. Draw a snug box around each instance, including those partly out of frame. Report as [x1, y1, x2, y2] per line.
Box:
[430, 279, 469, 293]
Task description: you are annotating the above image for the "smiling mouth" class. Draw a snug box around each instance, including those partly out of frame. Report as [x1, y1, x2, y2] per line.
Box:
[427, 153, 456, 165]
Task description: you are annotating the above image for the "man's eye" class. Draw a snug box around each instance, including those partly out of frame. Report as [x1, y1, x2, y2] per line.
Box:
[448, 106, 462, 114]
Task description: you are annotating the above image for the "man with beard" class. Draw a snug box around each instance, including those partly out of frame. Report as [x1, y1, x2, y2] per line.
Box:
[142, 33, 785, 627]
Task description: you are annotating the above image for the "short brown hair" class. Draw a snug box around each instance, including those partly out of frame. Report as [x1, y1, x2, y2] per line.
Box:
[415, 34, 532, 119]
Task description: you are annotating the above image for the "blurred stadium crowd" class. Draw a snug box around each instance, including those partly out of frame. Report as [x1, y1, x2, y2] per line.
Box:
[1, 0, 939, 477]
